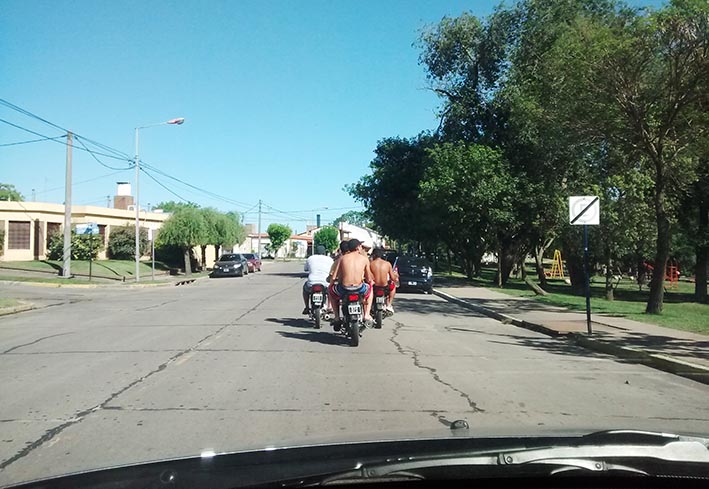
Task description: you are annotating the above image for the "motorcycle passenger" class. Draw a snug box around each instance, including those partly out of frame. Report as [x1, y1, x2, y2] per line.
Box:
[370, 248, 399, 314]
[302, 245, 334, 315]
[329, 238, 374, 327]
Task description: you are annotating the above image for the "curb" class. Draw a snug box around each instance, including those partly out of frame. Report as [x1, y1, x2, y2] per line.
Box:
[0, 303, 35, 317]
[433, 289, 709, 386]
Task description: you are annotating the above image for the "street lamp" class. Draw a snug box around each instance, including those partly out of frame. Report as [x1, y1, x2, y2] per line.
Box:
[134, 117, 185, 282]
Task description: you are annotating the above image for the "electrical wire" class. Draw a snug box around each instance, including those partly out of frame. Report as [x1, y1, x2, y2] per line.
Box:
[74, 135, 133, 171]
[140, 167, 192, 203]
[0, 135, 66, 147]
[35, 170, 128, 195]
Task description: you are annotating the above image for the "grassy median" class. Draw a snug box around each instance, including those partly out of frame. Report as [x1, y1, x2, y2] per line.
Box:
[0, 260, 173, 280]
[437, 268, 709, 335]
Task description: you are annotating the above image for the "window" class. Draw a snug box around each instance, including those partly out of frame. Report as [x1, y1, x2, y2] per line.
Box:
[46, 222, 61, 249]
[8, 221, 31, 249]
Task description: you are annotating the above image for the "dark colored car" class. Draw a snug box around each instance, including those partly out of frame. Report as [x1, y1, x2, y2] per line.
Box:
[243, 253, 262, 272]
[211, 253, 249, 277]
[394, 255, 433, 293]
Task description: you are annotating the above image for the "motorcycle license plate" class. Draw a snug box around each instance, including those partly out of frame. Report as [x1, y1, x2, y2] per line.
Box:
[312, 293, 323, 305]
[376, 296, 385, 304]
[348, 303, 362, 315]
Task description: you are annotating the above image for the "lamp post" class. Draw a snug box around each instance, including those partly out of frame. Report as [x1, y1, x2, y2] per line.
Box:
[134, 117, 185, 282]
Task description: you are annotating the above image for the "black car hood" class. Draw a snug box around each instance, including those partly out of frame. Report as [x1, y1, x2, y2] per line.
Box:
[9, 424, 709, 489]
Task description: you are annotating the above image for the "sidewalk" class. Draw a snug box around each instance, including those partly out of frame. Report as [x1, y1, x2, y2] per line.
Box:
[433, 281, 709, 385]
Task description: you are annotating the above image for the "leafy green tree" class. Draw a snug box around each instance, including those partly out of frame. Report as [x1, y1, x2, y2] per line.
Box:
[0, 183, 24, 201]
[198, 208, 221, 267]
[107, 225, 149, 260]
[47, 232, 102, 261]
[528, 1, 709, 313]
[313, 226, 339, 254]
[156, 207, 207, 275]
[153, 200, 199, 213]
[420, 142, 518, 283]
[331, 211, 371, 228]
[267, 223, 292, 259]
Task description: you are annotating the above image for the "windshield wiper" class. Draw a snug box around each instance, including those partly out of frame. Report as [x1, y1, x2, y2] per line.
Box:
[317, 430, 709, 483]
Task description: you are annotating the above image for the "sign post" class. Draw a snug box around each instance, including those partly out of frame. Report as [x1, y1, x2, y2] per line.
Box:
[75, 223, 99, 281]
[569, 196, 600, 335]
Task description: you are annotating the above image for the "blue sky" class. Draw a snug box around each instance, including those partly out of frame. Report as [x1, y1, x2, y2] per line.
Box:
[1, 0, 662, 233]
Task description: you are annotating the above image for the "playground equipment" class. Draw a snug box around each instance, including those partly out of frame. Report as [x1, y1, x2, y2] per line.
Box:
[546, 250, 565, 279]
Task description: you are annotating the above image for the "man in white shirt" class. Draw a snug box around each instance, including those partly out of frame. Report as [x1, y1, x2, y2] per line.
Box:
[302, 245, 334, 314]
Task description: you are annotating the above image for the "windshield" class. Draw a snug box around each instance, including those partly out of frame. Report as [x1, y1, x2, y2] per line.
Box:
[218, 254, 240, 262]
[1, 0, 708, 486]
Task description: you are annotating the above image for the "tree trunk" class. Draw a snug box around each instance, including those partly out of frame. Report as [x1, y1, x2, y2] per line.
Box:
[695, 197, 708, 303]
[183, 248, 192, 276]
[534, 244, 549, 287]
[199, 245, 207, 270]
[566, 252, 585, 296]
[647, 175, 670, 314]
[605, 251, 614, 301]
[496, 245, 503, 287]
[214, 244, 221, 262]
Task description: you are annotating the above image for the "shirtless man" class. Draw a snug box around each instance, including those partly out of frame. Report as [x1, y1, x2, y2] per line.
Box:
[369, 248, 399, 313]
[329, 238, 374, 327]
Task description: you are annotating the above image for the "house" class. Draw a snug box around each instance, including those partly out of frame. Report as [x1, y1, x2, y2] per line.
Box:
[233, 230, 310, 259]
[0, 200, 170, 262]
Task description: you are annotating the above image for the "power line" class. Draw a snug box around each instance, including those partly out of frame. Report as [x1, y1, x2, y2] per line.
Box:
[140, 167, 192, 203]
[74, 135, 133, 171]
[0, 117, 131, 162]
[0, 135, 66, 147]
[35, 169, 127, 195]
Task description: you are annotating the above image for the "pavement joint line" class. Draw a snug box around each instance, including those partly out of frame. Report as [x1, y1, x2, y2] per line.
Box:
[432, 288, 709, 386]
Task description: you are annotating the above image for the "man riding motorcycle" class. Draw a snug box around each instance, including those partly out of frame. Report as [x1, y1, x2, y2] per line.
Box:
[369, 248, 398, 314]
[302, 245, 334, 315]
[328, 238, 374, 328]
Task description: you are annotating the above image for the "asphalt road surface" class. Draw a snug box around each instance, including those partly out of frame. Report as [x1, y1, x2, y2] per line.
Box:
[1, 261, 708, 486]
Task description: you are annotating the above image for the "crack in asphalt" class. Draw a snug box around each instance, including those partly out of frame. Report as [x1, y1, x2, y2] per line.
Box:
[389, 321, 484, 414]
[135, 299, 179, 311]
[0, 281, 299, 471]
[2, 333, 74, 354]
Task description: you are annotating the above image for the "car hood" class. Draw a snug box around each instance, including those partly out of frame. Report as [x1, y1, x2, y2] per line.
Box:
[215, 261, 242, 265]
[10, 424, 709, 489]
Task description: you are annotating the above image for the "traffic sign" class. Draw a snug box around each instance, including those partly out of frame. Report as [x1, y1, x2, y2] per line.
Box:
[569, 196, 600, 225]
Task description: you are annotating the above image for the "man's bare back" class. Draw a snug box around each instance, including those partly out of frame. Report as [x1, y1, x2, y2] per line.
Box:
[334, 251, 372, 286]
[370, 257, 395, 286]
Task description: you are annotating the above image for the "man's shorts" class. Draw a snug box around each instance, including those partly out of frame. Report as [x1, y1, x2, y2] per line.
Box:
[303, 281, 327, 293]
[333, 283, 371, 300]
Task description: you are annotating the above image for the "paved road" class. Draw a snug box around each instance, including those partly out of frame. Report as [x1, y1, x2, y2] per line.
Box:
[1, 262, 708, 485]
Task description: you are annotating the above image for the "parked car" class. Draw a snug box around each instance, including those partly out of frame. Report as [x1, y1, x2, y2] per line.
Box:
[393, 255, 433, 293]
[211, 253, 249, 277]
[243, 253, 262, 272]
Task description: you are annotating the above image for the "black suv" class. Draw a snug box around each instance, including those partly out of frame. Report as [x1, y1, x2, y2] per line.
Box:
[393, 255, 433, 293]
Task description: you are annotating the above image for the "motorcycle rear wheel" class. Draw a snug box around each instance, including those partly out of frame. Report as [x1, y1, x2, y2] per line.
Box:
[349, 320, 359, 347]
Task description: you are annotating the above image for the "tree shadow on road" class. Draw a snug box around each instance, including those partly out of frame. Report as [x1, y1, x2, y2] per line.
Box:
[265, 317, 312, 328]
[277, 330, 349, 346]
[264, 272, 306, 279]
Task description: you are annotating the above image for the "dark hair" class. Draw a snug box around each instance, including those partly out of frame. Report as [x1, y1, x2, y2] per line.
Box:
[315, 245, 326, 255]
[372, 248, 384, 259]
[348, 238, 362, 252]
[339, 241, 349, 253]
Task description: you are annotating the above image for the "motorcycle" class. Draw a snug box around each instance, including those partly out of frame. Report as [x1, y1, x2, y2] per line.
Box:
[372, 285, 393, 329]
[308, 283, 332, 329]
[340, 286, 366, 347]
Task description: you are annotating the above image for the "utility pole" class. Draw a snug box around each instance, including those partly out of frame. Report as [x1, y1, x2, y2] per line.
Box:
[134, 127, 141, 282]
[257, 199, 262, 257]
[31, 189, 36, 202]
[106, 195, 111, 208]
[62, 132, 73, 278]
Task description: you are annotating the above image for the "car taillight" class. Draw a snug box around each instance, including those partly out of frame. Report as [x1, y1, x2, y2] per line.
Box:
[348, 294, 359, 301]
[312, 284, 324, 292]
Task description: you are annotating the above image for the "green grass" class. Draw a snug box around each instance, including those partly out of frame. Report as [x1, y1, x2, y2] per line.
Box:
[436, 267, 709, 335]
[0, 260, 172, 279]
[0, 275, 96, 285]
[0, 298, 20, 308]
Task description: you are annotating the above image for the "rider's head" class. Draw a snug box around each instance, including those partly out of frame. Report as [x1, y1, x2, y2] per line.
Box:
[372, 248, 384, 259]
[348, 238, 362, 252]
[315, 245, 326, 255]
[339, 241, 349, 254]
